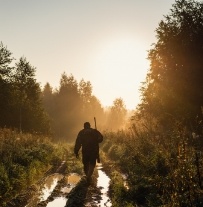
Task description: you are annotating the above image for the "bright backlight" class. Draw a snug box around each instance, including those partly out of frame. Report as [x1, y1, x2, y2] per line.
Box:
[89, 37, 149, 109]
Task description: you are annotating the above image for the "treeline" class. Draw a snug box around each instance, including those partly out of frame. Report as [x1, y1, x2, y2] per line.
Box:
[0, 47, 49, 133]
[102, 0, 203, 206]
[0, 42, 128, 140]
[42, 74, 127, 140]
[138, 0, 203, 133]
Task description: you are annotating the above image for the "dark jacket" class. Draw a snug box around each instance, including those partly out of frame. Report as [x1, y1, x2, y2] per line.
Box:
[74, 128, 103, 158]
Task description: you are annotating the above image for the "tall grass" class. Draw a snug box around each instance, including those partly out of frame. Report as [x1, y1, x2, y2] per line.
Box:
[0, 128, 69, 206]
[102, 122, 203, 206]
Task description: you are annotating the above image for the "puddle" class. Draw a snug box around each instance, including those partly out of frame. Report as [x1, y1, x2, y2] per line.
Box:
[40, 174, 64, 201]
[25, 173, 81, 207]
[25, 167, 112, 207]
[96, 164, 112, 207]
[68, 173, 81, 185]
[61, 173, 81, 194]
[45, 173, 81, 207]
[46, 197, 67, 207]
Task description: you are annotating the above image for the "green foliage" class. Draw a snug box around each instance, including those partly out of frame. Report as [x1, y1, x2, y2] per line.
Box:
[102, 122, 203, 206]
[13, 57, 50, 133]
[0, 128, 66, 205]
[0, 43, 50, 133]
[0, 163, 10, 196]
[101, 139, 112, 152]
[0, 41, 14, 80]
[0, 42, 15, 128]
[139, 0, 203, 129]
[109, 171, 133, 207]
[131, 1, 203, 205]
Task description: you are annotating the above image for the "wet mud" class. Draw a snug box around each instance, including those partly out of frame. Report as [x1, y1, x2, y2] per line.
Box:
[65, 164, 112, 207]
[7, 161, 112, 207]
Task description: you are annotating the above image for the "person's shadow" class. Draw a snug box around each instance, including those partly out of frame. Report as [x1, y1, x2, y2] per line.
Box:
[65, 177, 89, 207]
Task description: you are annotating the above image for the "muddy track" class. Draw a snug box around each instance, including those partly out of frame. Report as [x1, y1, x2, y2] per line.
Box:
[6, 161, 111, 207]
[6, 161, 68, 207]
[65, 176, 101, 207]
[36, 176, 68, 207]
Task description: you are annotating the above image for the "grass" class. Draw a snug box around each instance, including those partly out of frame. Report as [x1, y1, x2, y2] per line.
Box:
[101, 125, 203, 206]
[0, 128, 76, 206]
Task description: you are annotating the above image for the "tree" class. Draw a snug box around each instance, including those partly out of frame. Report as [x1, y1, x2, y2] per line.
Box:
[0, 42, 14, 81]
[52, 73, 82, 139]
[107, 98, 127, 131]
[13, 57, 49, 133]
[79, 79, 92, 105]
[0, 42, 15, 127]
[79, 79, 104, 125]
[42, 82, 54, 116]
[139, 0, 203, 131]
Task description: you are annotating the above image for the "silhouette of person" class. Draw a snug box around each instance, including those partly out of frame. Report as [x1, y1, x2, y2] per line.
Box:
[74, 122, 103, 183]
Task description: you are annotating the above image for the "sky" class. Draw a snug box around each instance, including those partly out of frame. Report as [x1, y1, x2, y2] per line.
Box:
[0, 0, 175, 110]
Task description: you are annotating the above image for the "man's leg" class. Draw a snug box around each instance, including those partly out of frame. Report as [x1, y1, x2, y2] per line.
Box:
[83, 163, 89, 176]
[87, 164, 95, 178]
[86, 158, 96, 183]
[82, 156, 89, 176]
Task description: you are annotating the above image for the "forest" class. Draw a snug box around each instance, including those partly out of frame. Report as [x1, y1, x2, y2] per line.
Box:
[0, 0, 203, 206]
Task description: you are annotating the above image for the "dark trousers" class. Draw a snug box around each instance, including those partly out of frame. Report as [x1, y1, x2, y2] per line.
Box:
[82, 154, 96, 178]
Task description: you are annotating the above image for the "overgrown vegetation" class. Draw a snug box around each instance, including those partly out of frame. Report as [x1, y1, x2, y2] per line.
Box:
[0, 128, 69, 206]
[101, 1, 203, 206]
[1, 0, 203, 206]
[138, 0, 203, 130]
[102, 124, 203, 206]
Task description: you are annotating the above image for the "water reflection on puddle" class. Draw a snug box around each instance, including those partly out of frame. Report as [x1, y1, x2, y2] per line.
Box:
[96, 164, 112, 207]
[40, 174, 64, 201]
[25, 173, 81, 207]
[26, 167, 112, 207]
[44, 173, 81, 207]
[46, 197, 67, 207]
[68, 173, 81, 185]
[62, 173, 81, 194]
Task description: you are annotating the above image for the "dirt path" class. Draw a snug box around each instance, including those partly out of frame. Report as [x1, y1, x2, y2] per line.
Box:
[65, 166, 111, 207]
[6, 161, 112, 207]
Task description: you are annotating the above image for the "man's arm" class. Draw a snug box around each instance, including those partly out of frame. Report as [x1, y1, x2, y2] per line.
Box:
[74, 132, 82, 157]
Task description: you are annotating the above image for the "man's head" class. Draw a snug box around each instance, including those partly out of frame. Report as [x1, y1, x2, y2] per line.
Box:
[84, 122, 91, 129]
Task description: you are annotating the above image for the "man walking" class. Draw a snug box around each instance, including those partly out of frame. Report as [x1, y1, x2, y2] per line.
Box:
[74, 122, 103, 183]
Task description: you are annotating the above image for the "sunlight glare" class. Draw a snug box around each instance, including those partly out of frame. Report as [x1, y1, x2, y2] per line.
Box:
[89, 37, 149, 110]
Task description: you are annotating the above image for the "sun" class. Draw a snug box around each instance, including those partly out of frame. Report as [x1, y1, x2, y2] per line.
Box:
[89, 36, 149, 110]
[99, 38, 147, 71]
